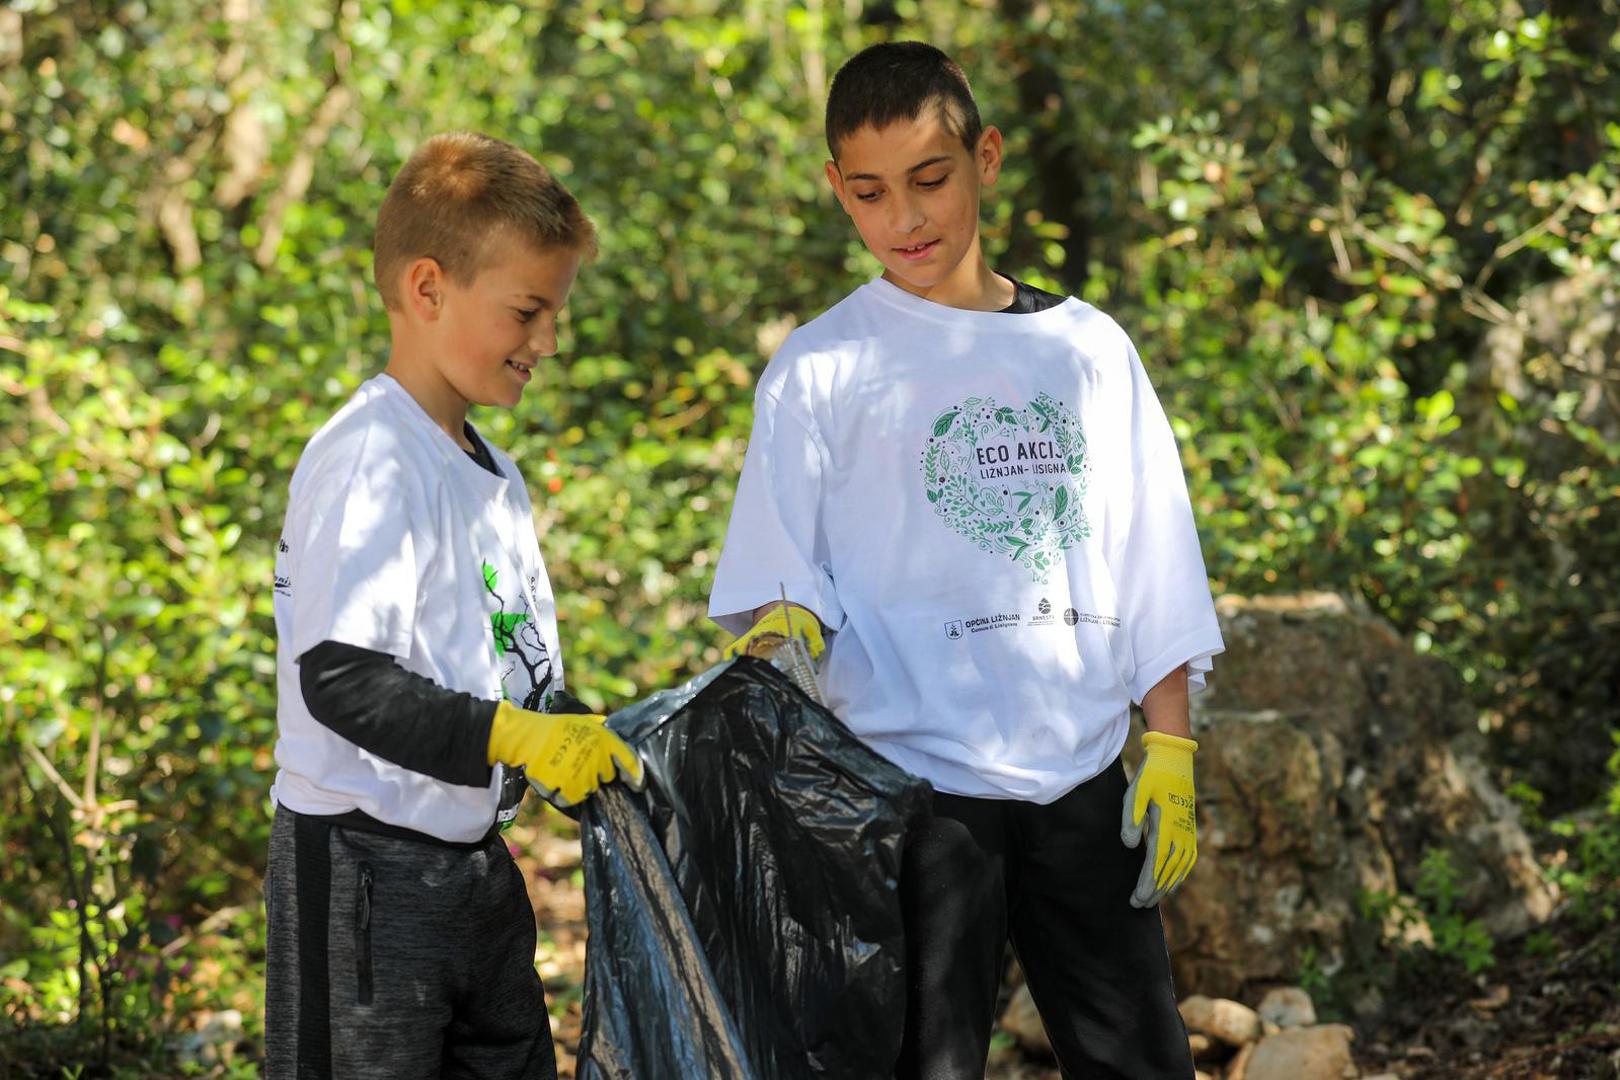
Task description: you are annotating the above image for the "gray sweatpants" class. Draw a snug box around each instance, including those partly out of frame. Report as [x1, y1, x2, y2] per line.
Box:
[263, 805, 556, 1079]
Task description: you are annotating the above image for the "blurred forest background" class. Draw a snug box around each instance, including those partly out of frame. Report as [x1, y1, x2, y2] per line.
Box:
[3, 0, 1619, 1075]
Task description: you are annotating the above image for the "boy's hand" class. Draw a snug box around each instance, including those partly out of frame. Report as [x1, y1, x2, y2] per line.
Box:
[1120, 731, 1199, 908]
[724, 603, 825, 660]
[487, 701, 643, 808]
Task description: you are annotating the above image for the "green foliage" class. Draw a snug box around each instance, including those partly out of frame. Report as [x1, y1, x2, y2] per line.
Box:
[1546, 733, 1620, 928]
[1359, 849, 1498, 977]
[1293, 943, 1340, 1019]
[4, 0, 1619, 1071]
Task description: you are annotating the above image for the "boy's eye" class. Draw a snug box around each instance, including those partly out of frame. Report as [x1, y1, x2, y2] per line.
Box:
[917, 175, 947, 189]
[515, 308, 539, 322]
[854, 190, 882, 202]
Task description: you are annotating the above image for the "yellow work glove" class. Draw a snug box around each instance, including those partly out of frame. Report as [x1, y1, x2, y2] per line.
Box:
[1120, 731, 1199, 909]
[723, 603, 825, 660]
[487, 701, 643, 809]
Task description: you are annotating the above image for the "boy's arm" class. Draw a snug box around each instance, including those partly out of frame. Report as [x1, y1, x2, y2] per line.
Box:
[301, 641, 640, 807]
[1139, 663, 1190, 739]
[299, 640, 498, 787]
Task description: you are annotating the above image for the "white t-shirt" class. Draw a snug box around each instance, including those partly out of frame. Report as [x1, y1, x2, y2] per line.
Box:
[710, 278, 1224, 803]
[271, 374, 564, 842]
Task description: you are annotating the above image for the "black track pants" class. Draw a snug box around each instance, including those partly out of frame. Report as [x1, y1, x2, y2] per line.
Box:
[895, 756, 1194, 1080]
[263, 805, 556, 1080]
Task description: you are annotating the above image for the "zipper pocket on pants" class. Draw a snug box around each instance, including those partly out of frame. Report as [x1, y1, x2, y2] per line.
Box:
[355, 862, 374, 1006]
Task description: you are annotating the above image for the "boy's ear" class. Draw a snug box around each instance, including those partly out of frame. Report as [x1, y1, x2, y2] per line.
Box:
[824, 160, 851, 214]
[404, 256, 446, 321]
[977, 126, 1005, 187]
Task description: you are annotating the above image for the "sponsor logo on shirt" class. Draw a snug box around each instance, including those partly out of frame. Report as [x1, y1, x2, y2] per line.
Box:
[943, 604, 1122, 639]
[274, 537, 292, 597]
[963, 612, 1022, 634]
[918, 392, 1092, 583]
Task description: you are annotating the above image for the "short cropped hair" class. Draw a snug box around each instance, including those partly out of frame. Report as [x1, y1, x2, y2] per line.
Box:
[825, 41, 982, 160]
[373, 131, 596, 309]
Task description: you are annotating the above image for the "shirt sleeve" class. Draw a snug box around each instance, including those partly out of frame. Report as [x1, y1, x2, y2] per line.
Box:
[708, 387, 844, 637]
[286, 444, 434, 661]
[1108, 340, 1225, 703]
[298, 640, 497, 788]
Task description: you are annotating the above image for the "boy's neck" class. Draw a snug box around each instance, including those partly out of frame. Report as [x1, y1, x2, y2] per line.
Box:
[383, 340, 473, 450]
[881, 240, 1013, 312]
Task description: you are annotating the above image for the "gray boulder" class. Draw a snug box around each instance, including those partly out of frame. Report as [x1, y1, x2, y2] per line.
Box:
[1156, 593, 1556, 1007]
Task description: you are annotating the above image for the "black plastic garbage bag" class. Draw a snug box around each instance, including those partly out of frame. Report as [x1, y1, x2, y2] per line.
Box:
[576, 658, 932, 1080]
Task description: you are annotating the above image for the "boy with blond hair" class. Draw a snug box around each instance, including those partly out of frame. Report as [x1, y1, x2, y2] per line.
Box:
[711, 43, 1222, 1078]
[266, 131, 641, 1079]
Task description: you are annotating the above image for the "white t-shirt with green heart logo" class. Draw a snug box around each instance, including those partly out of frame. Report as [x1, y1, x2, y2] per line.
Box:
[710, 278, 1224, 803]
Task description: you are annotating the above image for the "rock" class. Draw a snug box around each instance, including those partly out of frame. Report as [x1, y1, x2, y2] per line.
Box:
[171, 1008, 244, 1068]
[1156, 594, 1557, 1007]
[1226, 1040, 1257, 1080]
[1258, 986, 1317, 1028]
[1467, 984, 1510, 1011]
[1179, 994, 1262, 1046]
[1243, 1024, 1357, 1080]
[997, 983, 1051, 1056]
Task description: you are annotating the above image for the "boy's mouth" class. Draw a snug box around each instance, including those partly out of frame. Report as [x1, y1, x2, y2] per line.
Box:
[894, 239, 939, 262]
[505, 359, 534, 381]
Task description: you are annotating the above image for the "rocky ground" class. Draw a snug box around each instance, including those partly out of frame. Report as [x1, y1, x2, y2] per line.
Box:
[515, 818, 1618, 1080]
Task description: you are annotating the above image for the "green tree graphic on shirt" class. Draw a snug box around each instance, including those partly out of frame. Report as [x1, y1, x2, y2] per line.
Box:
[484, 561, 527, 657]
[483, 560, 553, 709]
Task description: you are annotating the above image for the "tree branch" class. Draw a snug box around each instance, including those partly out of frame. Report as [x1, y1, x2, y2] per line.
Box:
[254, 1, 355, 267]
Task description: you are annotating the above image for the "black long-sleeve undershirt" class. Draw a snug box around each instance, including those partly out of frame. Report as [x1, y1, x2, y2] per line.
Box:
[297, 641, 596, 777]
[298, 640, 500, 788]
[998, 274, 1067, 314]
[296, 639, 597, 844]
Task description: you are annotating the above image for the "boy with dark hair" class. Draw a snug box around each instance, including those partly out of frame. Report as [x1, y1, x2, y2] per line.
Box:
[266, 131, 642, 1079]
[710, 42, 1222, 1078]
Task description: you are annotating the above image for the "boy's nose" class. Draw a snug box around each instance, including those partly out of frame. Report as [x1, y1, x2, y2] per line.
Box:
[889, 195, 925, 235]
[529, 323, 557, 357]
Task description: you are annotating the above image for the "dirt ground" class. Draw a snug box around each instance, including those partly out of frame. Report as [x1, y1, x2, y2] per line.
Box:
[1353, 891, 1620, 1080]
[514, 818, 1618, 1080]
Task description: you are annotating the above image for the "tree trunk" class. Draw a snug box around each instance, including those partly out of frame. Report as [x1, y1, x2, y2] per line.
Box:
[997, 0, 1091, 291]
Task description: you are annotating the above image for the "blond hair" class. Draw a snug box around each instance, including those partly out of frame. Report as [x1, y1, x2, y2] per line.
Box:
[373, 131, 596, 309]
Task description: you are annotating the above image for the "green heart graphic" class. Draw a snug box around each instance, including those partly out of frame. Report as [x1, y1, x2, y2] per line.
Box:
[918, 392, 1091, 582]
